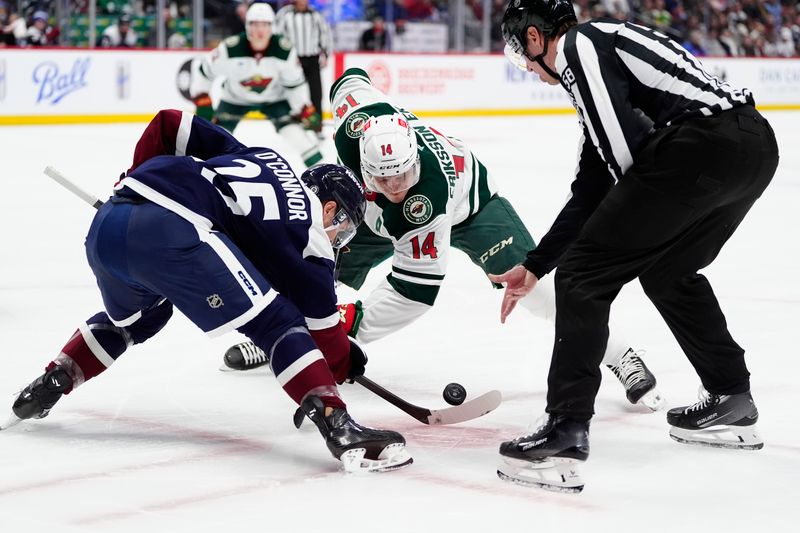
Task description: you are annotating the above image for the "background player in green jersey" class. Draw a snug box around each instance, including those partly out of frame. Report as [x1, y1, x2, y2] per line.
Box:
[189, 2, 322, 167]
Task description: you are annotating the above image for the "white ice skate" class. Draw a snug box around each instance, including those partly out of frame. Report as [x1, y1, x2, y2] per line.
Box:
[341, 442, 413, 473]
[606, 349, 665, 411]
[497, 457, 585, 493]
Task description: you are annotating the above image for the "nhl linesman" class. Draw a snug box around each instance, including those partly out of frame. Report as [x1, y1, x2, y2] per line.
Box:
[490, 0, 780, 492]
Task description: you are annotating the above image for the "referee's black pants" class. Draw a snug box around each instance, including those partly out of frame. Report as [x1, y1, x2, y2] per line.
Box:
[299, 55, 323, 119]
[546, 105, 779, 419]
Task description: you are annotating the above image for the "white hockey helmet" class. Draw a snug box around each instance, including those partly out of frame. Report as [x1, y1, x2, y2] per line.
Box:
[246, 2, 275, 24]
[359, 113, 420, 197]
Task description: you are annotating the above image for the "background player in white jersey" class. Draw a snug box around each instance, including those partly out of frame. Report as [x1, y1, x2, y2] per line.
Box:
[3, 109, 411, 473]
[223, 67, 663, 411]
[190, 2, 322, 167]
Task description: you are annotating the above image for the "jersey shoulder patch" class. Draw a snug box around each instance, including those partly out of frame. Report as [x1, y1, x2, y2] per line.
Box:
[341, 102, 397, 139]
[266, 34, 292, 60]
[224, 34, 241, 48]
[401, 194, 435, 225]
[225, 33, 252, 58]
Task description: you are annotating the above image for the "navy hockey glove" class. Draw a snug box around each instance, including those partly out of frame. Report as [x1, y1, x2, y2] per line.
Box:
[338, 301, 363, 338]
[345, 338, 368, 383]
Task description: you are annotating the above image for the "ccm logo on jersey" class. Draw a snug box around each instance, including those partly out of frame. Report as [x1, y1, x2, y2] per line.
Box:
[480, 236, 513, 263]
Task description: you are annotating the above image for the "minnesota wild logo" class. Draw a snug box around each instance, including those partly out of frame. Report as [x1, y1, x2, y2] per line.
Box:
[403, 195, 433, 224]
[345, 112, 370, 139]
[241, 75, 273, 93]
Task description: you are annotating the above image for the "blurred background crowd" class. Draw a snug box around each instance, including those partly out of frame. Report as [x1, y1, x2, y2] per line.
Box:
[2, 0, 799, 57]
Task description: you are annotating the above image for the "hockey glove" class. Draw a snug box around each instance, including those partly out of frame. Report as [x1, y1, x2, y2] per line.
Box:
[338, 301, 363, 338]
[294, 104, 322, 133]
[345, 338, 368, 383]
[193, 94, 214, 121]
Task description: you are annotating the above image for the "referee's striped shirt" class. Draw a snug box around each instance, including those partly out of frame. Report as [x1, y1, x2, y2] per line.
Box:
[522, 18, 754, 279]
[275, 5, 332, 58]
[558, 19, 753, 182]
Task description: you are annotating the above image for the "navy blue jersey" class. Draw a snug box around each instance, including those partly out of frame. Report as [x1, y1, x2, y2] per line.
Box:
[114, 110, 338, 329]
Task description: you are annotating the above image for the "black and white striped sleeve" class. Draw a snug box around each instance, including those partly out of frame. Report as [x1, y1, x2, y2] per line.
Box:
[559, 25, 652, 182]
[315, 11, 332, 57]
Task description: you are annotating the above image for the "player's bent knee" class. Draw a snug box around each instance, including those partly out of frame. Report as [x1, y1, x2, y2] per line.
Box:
[126, 301, 174, 344]
[237, 297, 307, 360]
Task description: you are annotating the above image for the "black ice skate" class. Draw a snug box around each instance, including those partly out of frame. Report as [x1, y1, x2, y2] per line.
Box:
[606, 349, 665, 411]
[221, 341, 270, 372]
[299, 395, 413, 473]
[2, 366, 73, 430]
[497, 414, 589, 493]
[668, 389, 763, 450]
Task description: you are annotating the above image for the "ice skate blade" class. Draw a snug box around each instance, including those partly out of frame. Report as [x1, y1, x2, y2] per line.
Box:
[639, 388, 666, 411]
[669, 425, 763, 450]
[497, 457, 584, 493]
[0, 413, 23, 431]
[217, 364, 271, 374]
[341, 443, 413, 473]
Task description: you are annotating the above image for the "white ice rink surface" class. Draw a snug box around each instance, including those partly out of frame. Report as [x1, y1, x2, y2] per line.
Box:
[1, 113, 798, 532]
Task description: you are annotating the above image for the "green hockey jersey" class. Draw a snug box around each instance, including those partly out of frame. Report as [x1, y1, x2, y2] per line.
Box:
[191, 32, 310, 113]
[330, 68, 498, 342]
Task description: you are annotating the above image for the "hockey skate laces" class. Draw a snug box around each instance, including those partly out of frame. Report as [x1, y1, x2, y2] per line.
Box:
[238, 342, 267, 364]
[616, 350, 646, 388]
[685, 394, 716, 413]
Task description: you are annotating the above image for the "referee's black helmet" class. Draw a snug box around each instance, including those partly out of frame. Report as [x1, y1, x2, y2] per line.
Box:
[501, 0, 577, 55]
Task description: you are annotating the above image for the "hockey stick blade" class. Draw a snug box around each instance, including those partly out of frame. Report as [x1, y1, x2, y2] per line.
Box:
[353, 375, 501, 425]
[43, 166, 104, 209]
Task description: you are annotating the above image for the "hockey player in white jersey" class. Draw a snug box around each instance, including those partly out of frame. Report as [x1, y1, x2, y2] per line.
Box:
[222, 67, 664, 412]
[189, 2, 322, 167]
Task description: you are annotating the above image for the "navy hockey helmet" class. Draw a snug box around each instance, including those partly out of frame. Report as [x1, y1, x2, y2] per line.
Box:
[501, 0, 576, 58]
[301, 163, 366, 249]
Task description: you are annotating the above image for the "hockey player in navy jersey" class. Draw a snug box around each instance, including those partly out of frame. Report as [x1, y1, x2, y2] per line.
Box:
[4, 109, 412, 473]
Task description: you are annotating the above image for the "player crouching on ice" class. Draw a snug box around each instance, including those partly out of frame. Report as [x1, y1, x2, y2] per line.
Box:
[3, 109, 412, 473]
[223, 67, 664, 413]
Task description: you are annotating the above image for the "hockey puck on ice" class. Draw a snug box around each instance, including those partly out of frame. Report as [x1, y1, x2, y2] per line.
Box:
[443, 383, 467, 405]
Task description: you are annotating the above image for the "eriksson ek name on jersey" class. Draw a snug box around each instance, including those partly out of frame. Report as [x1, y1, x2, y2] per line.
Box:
[413, 125, 459, 199]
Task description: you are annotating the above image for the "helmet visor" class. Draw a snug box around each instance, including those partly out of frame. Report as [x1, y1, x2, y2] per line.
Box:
[504, 43, 528, 72]
[502, 22, 525, 55]
[325, 208, 358, 249]
[362, 156, 421, 196]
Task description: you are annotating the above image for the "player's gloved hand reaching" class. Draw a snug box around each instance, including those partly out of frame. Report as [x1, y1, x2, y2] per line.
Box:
[345, 338, 367, 383]
[193, 94, 214, 121]
[325, 338, 367, 385]
[294, 104, 322, 133]
[309, 322, 365, 385]
[338, 301, 363, 337]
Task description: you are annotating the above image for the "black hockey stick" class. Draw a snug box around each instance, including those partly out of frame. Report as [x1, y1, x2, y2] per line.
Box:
[352, 375, 501, 425]
[293, 375, 501, 428]
[44, 167, 503, 426]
